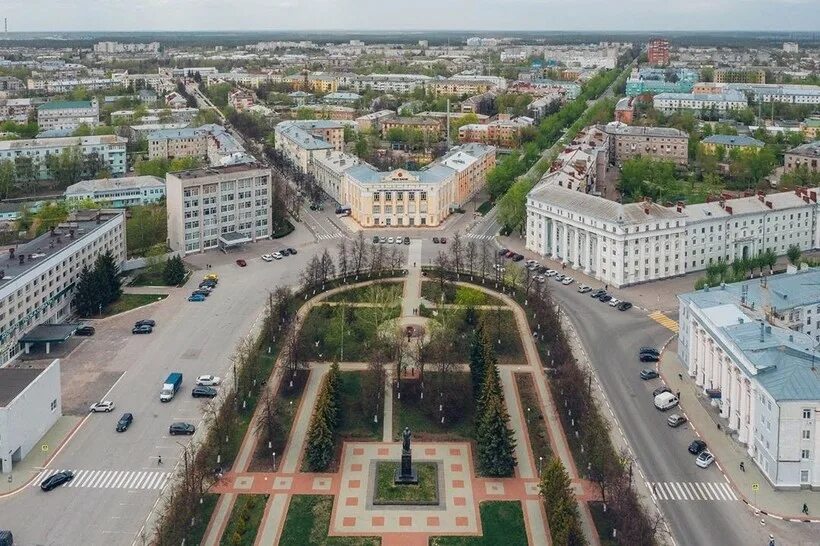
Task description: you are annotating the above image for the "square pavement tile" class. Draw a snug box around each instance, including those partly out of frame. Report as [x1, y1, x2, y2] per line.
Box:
[378, 447, 389, 456]
[453, 497, 467, 506]
[449, 448, 462, 456]
[525, 482, 541, 496]
[452, 479, 465, 489]
[343, 517, 356, 527]
[450, 463, 463, 472]
[272, 477, 293, 490]
[233, 476, 254, 490]
[348, 479, 361, 489]
[484, 482, 505, 495]
[399, 516, 413, 527]
[456, 516, 469, 527]
[312, 477, 332, 491]
[350, 463, 363, 472]
[371, 516, 385, 527]
[425, 448, 437, 456]
[345, 497, 359, 506]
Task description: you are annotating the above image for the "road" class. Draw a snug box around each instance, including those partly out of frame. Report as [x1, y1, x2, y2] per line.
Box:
[0, 228, 337, 546]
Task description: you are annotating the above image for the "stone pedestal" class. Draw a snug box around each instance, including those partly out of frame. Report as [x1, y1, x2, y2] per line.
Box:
[394, 449, 418, 485]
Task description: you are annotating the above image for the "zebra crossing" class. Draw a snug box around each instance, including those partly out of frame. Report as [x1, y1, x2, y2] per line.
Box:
[649, 311, 680, 333]
[649, 481, 738, 502]
[32, 469, 171, 491]
[464, 233, 494, 241]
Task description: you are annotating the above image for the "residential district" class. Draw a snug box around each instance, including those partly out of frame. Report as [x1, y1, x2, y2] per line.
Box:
[0, 29, 817, 546]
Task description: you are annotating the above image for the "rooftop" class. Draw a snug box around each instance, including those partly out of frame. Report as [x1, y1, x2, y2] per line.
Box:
[604, 124, 689, 139]
[0, 211, 124, 292]
[65, 175, 164, 196]
[170, 163, 268, 181]
[682, 188, 820, 221]
[787, 141, 820, 158]
[0, 367, 44, 407]
[702, 134, 765, 147]
[0, 135, 125, 151]
[38, 100, 95, 111]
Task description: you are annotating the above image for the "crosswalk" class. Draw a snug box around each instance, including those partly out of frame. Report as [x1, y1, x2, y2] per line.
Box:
[649, 311, 680, 333]
[32, 469, 171, 490]
[649, 481, 737, 502]
[316, 232, 344, 241]
[464, 233, 494, 241]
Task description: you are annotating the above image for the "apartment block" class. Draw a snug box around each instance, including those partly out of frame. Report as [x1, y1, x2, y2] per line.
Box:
[37, 100, 99, 132]
[0, 135, 127, 180]
[605, 124, 689, 165]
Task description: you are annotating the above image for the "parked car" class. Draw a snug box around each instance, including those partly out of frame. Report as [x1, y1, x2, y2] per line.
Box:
[200, 281, 216, 289]
[545, 270, 557, 277]
[577, 285, 591, 293]
[695, 451, 715, 469]
[403, 237, 410, 244]
[192, 386, 218, 398]
[372, 236, 380, 243]
[667, 414, 687, 428]
[535, 275, 546, 283]
[261, 254, 273, 262]
[235, 259, 247, 267]
[272, 251, 283, 260]
[688, 439, 707, 455]
[287, 248, 297, 255]
[116, 413, 133, 432]
[639, 369, 659, 380]
[89, 400, 115, 413]
[654, 392, 679, 411]
[387, 237, 395, 244]
[608, 298, 621, 307]
[554, 273, 565, 281]
[192, 290, 210, 298]
[537, 266, 548, 274]
[379, 236, 387, 243]
[440, 237, 447, 244]
[135, 319, 156, 328]
[280, 248, 291, 256]
[640, 352, 660, 362]
[498, 248, 509, 256]
[504, 250, 515, 258]
[640, 347, 659, 356]
[590, 288, 606, 298]
[617, 301, 633, 311]
[132, 324, 152, 334]
[598, 294, 613, 303]
[75, 325, 95, 336]
[40, 470, 74, 491]
[561, 277, 575, 285]
[0, 530, 13, 546]
[652, 385, 672, 398]
[188, 294, 206, 302]
[196, 375, 222, 386]
[169, 422, 196, 436]
[512, 253, 523, 262]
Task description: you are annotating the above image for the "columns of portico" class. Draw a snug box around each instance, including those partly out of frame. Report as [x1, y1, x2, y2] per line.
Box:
[687, 321, 698, 377]
[738, 379, 751, 443]
[746, 384, 758, 451]
[574, 230, 582, 270]
[729, 369, 741, 431]
[719, 354, 731, 419]
[583, 234, 592, 274]
[561, 225, 569, 264]
[550, 220, 559, 260]
[704, 339, 714, 389]
[696, 329, 706, 386]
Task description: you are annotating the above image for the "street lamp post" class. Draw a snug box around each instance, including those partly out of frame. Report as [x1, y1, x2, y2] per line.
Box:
[539, 456, 543, 476]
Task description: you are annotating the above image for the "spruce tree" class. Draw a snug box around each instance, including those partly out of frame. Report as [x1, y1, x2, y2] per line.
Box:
[476, 353, 501, 420]
[94, 251, 121, 305]
[73, 266, 100, 317]
[305, 383, 335, 471]
[468, 322, 486, 402]
[476, 393, 517, 477]
[326, 361, 341, 428]
[163, 255, 186, 285]
[540, 458, 586, 546]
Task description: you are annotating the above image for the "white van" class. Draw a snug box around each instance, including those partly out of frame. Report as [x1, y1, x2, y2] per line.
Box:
[654, 391, 679, 411]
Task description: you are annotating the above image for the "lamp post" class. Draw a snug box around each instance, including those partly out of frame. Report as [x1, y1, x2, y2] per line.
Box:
[272, 452, 276, 471]
[539, 455, 543, 476]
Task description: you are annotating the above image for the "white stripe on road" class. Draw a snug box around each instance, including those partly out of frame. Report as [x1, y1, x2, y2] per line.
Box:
[650, 481, 739, 502]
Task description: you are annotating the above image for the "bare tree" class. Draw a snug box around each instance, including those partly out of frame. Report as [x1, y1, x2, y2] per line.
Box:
[369, 242, 385, 274]
[336, 238, 349, 279]
[451, 230, 464, 275]
[465, 240, 477, 276]
[318, 248, 336, 284]
[433, 251, 451, 300]
[389, 245, 404, 272]
[362, 347, 388, 423]
[255, 386, 280, 467]
[351, 231, 367, 276]
[479, 240, 491, 279]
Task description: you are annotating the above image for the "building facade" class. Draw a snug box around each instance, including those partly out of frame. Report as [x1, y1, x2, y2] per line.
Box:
[647, 38, 670, 66]
[605, 124, 689, 165]
[148, 124, 249, 166]
[64, 175, 165, 207]
[166, 164, 272, 254]
[0, 135, 127, 180]
[678, 269, 820, 489]
[274, 120, 346, 172]
[37, 100, 99, 132]
[653, 90, 748, 115]
[784, 141, 820, 173]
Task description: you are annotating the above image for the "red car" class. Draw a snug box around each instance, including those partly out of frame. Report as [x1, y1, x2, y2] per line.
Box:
[236, 259, 247, 267]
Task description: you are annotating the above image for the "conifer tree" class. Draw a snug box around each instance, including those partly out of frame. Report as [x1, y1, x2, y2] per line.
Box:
[539, 458, 586, 546]
[73, 266, 100, 317]
[163, 255, 186, 285]
[305, 382, 335, 471]
[476, 391, 517, 477]
[468, 321, 486, 401]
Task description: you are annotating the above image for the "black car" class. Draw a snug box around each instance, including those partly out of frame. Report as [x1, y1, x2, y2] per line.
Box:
[498, 248, 509, 256]
[116, 413, 133, 432]
[640, 352, 660, 362]
[372, 236, 379, 243]
[652, 385, 672, 398]
[280, 248, 291, 256]
[192, 386, 218, 398]
[640, 346, 660, 356]
[135, 319, 156, 328]
[688, 439, 707, 455]
[403, 237, 410, 245]
[169, 422, 196, 435]
[536, 266, 548, 274]
[639, 369, 659, 380]
[617, 301, 633, 311]
[75, 325, 95, 336]
[598, 294, 612, 303]
[432, 237, 440, 244]
[287, 248, 297, 255]
[40, 470, 74, 491]
[511, 254, 524, 262]
[590, 289, 606, 298]
[200, 281, 216, 289]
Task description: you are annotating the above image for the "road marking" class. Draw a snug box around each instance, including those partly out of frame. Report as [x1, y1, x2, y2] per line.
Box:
[650, 481, 739, 502]
[31, 469, 171, 490]
[648, 311, 679, 332]
[464, 233, 494, 241]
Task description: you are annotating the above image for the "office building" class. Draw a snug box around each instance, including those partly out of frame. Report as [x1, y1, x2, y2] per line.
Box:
[65, 176, 165, 207]
[678, 268, 820, 489]
[165, 164, 272, 254]
[37, 100, 99, 132]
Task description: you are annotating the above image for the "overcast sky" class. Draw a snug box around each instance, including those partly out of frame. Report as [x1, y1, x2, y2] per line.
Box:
[2, 0, 819, 32]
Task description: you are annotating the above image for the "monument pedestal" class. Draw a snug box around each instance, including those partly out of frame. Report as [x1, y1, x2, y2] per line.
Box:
[394, 450, 418, 485]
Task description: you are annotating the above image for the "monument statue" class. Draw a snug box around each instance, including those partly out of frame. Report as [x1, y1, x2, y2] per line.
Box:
[395, 426, 418, 484]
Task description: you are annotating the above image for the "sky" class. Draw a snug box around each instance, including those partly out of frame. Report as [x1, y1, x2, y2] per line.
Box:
[2, 0, 819, 32]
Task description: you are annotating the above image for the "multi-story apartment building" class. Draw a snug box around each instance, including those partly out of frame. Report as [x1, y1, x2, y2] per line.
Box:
[726, 83, 820, 105]
[110, 107, 198, 125]
[784, 141, 820, 173]
[27, 78, 121, 93]
[605, 124, 689, 165]
[274, 120, 346, 172]
[0, 98, 39, 123]
[205, 72, 282, 88]
[700, 135, 765, 155]
[458, 117, 534, 148]
[37, 100, 99, 132]
[147, 124, 249, 166]
[379, 117, 442, 140]
[350, 74, 432, 94]
[166, 164, 272, 254]
[647, 38, 670, 66]
[653, 90, 748, 115]
[714, 68, 767, 84]
[0, 209, 126, 365]
[355, 110, 396, 132]
[64, 175, 165, 208]
[431, 76, 507, 96]
[801, 118, 820, 141]
[93, 41, 160, 54]
[625, 68, 698, 96]
[0, 135, 127, 180]
[0, 77, 24, 93]
[678, 269, 820, 489]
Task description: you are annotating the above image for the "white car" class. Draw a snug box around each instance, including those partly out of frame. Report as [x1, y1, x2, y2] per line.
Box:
[272, 251, 283, 260]
[561, 277, 575, 285]
[545, 270, 557, 277]
[608, 298, 621, 307]
[695, 451, 715, 469]
[196, 375, 222, 386]
[577, 285, 591, 293]
[261, 254, 273, 262]
[387, 237, 394, 244]
[525, 259, 538, 266]
[89, 400, 115, 413]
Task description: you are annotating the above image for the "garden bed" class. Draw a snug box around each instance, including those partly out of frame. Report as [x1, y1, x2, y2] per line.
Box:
[588, 501, 618, 546]
[324, 281, 403, 304]
[279, 495, 380, 546]
[515, 373, 553, 464]
[421, 282, 505, 307]
[220, 494, 268, 546]
[373, 462, 439, 505]
[299, 304, 401, 362]
[430, 501, 528, 546]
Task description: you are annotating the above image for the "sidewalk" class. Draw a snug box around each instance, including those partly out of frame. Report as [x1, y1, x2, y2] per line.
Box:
[401, 240, 423, 317]
[0, 416, 82, 496]
[659, 341, 820, 523]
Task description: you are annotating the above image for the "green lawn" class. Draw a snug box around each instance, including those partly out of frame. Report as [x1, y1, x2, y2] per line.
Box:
[426, 307, 524, 365]
[515, 373, 553, 464]
[279, 495, 380, 546]
[393, 373, 474, 442]
[421, 282, 505, 307]
[185, 493, 219, 546]
[374, 462, 439, 504]
[324, 282, 404, 304]
[220, 494, 269, 546]
[299, 304, 401, 362]
[251, 369, 309, 471]
[588, 501, 618, 546]
[430, 501, 528, 546]
[101, 293, 167, 317]
[129, 268, 190, 287]
[339, 371, 383, 440]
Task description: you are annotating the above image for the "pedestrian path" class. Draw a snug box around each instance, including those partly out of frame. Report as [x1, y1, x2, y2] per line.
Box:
[648, 311, 679, 333]
[31, 468, 171, 490]
[649, 481, 738, 501]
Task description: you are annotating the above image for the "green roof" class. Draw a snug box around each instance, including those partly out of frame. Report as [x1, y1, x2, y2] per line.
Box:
[804, 118, 820, 127]
[38, 100, 95, 110]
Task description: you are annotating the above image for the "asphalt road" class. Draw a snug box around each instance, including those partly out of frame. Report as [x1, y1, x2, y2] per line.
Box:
[0, 229, 336, 546]
[544, 273, 816, 546]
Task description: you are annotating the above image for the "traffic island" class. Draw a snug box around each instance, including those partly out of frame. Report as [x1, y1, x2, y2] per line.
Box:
[373, 462, 439, 505]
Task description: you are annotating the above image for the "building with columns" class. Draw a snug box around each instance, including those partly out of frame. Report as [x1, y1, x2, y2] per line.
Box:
[678, 269, 820, 489]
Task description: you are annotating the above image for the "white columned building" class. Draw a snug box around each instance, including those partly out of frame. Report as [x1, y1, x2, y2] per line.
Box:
[678, 268, 820, 490]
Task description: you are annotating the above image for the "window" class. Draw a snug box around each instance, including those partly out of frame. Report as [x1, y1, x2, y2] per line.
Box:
[804, 409, 813, 419]
[50, 399, 57, 411]
[801, 449, 810, 460]
[803, 430, 811, 440]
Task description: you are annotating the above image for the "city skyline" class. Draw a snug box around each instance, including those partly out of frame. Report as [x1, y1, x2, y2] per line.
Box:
[2, 0, 820, 32]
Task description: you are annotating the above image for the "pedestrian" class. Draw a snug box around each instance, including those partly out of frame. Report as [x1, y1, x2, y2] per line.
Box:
[803, 503, 809, 515]
[739, 461, 745, 472]
[158, 455, 162, 466]
[652, 483, 657, 496]
[676, 391, 680, 400]
[605, 284, 608, 290]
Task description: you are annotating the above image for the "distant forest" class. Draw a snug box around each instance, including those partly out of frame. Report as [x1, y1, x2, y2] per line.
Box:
[0, 30, 819, 49]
